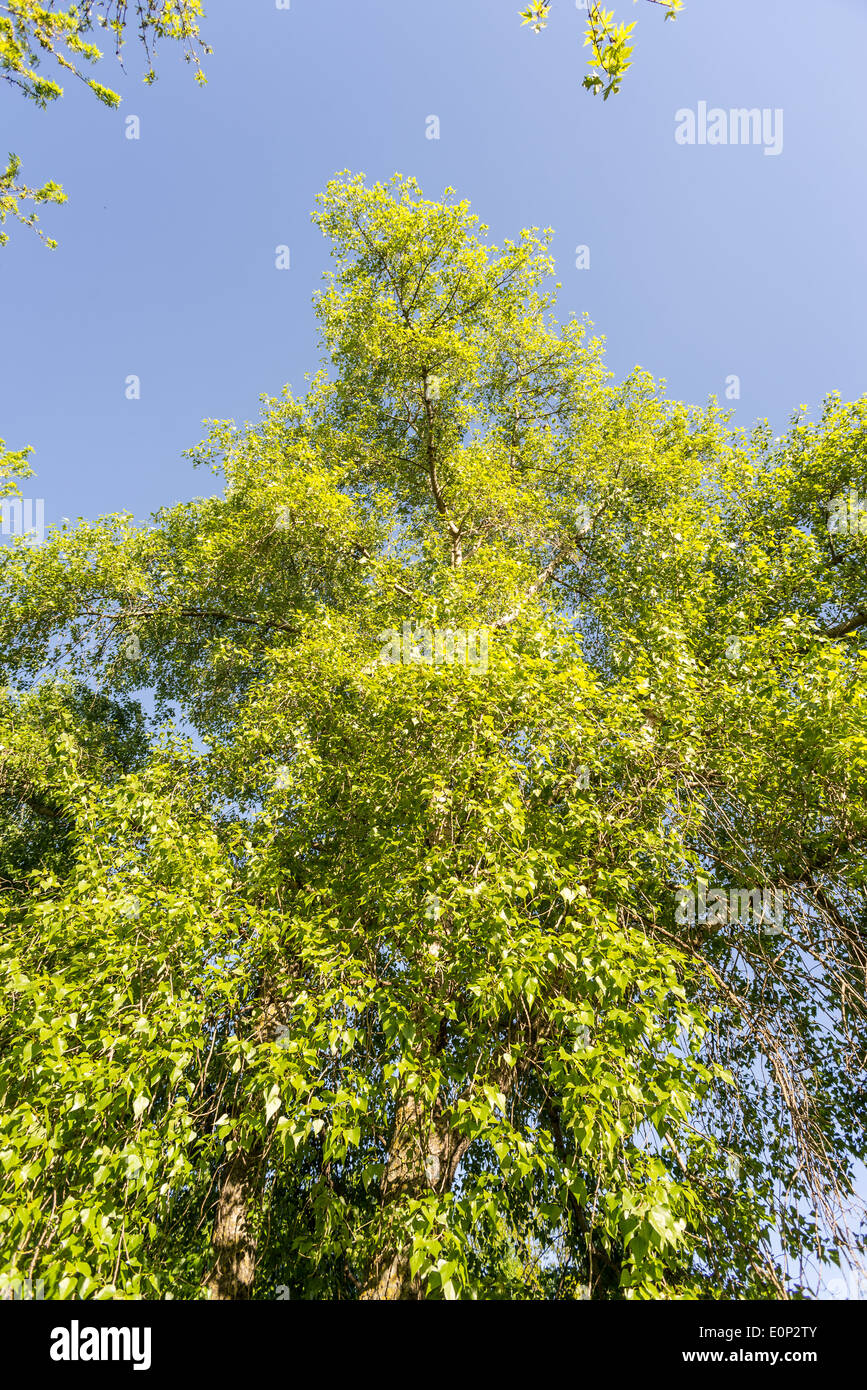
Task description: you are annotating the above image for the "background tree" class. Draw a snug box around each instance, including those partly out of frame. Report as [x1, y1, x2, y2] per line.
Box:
[520, 1, 683, 99]
[0, 0, 208, 246]
[1, 173, 865, 1300]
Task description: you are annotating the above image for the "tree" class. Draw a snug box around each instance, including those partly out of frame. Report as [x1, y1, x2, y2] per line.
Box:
[0, 1, 209, 246]
[520, 1, 684, 99]
[1, 172, 865, 1300]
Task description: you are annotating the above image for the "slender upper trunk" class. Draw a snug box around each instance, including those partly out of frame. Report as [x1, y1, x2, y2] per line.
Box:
[421, 371, 462, 567]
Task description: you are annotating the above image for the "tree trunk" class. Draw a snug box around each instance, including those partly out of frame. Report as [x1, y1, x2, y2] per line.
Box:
[359, 1093, 470, 1300]
[204, 980, 286, 1300]
[205, 1145, 260, 1300]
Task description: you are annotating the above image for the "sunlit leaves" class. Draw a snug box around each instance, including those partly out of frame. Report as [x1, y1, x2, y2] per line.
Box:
[519, 1, 683, 99]
[0, 1, 209, 245]
[0, 173, 865, 1299]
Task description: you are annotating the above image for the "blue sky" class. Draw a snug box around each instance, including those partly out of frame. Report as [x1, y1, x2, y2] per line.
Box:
[2, 0, 866, 534]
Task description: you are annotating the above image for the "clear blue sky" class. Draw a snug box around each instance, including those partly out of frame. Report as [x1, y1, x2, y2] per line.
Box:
[3, 0, 866, 534]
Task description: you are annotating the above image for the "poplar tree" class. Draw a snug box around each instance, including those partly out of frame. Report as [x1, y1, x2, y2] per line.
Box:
[1, 174, 865, 1300]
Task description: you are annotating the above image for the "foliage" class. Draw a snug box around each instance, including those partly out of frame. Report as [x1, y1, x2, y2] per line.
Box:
[520, 0, 683, 99]
[0, 0, 208, 245]
[1, 173, 865, 1299]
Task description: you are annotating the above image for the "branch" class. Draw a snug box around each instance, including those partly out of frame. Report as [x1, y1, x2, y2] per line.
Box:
[824, 611, 867, 639]
[80, 607, 299, 638]
[353, 545, 416, 601]
[491, 544, 569, 630]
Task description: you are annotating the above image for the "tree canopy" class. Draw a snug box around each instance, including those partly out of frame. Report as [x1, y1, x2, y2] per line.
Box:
[1, 173, 865, 1300]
